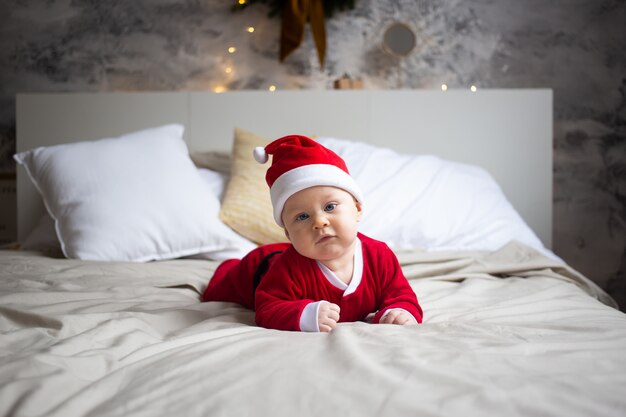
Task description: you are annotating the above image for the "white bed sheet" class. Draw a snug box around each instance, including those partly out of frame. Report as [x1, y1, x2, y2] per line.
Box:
[1, 242, 625, 417]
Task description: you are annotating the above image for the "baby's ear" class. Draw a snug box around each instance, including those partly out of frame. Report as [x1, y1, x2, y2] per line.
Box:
[355, 201, 364, 221]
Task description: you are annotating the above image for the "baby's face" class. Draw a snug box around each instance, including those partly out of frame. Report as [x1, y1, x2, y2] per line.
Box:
[281, 186, 362, 262]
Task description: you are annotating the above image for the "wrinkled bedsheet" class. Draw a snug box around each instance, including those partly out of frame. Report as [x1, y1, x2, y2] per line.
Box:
[1, 241, 625, 417]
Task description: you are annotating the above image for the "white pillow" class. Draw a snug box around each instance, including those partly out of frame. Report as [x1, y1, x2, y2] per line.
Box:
[14, 124, 254, 262]
[20, 167, 256, 261]
[193, 168, 257, 260]
[317, 136, 555, 258]
[197, 168, 229, 202]
[20, 213, 60, 251]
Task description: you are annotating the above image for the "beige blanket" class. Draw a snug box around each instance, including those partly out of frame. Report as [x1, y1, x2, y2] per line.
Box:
[1, 242, 625, 417]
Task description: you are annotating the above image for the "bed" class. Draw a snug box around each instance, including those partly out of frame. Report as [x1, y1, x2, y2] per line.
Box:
[2, 90, 626, 417]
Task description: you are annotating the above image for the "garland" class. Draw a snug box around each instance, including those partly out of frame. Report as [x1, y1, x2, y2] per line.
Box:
[232, 0, 357, 66]
[232, 0, 357, 18]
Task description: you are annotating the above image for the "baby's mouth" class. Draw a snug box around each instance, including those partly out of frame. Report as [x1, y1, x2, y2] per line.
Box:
[316, 234, 335, 244]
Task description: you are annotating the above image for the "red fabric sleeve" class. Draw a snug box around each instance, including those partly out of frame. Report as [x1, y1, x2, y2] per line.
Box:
[203, 243, 291, 310]
[254, 250, 314, 331]
[372, 245, 423, 324]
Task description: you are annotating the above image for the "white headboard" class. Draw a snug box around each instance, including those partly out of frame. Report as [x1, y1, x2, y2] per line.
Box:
[16, 89, 553, 247]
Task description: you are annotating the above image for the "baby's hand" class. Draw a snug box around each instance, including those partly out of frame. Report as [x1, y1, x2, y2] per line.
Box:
[380, 309, 417, 325]
[318, 302, 340, 332]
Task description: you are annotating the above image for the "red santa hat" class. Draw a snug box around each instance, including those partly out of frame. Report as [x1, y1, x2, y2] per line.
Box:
[253, 135, 364, 226]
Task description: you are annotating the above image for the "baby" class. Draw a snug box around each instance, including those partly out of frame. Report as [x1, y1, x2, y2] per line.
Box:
[203, 135, 422, 332]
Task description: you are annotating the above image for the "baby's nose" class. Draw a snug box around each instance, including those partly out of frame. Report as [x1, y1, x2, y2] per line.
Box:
[313, 213, 330, 229]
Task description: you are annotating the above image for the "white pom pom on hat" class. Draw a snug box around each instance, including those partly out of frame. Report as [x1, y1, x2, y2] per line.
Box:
[253, 146, 268, 164]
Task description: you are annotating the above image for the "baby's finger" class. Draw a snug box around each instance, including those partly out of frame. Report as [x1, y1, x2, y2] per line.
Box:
[319, 324, 333, 332]
[397, 313, 418, 325]
[327, 310, 340, 322]
[319, 318, 337, 332]
[328, 303, 341, 313]
[381, 310, 399, 324]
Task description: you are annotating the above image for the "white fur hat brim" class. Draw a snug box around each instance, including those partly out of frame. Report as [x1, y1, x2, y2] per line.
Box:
[270, 164, 363, 226]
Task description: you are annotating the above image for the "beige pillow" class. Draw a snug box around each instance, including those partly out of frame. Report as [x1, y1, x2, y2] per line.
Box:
[219, 128, 287, 244]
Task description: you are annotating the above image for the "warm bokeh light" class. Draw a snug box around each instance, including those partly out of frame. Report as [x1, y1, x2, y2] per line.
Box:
[214, 86, 226, 93]
[268, 85, 277, 92]
[247, 26, 255, 33]
[470, 85, 477, 92]
[441, 84, 448, 91]
[238, 0, 247, 5]
[228, 46, 236, 54]
[225, 67, 232, 74]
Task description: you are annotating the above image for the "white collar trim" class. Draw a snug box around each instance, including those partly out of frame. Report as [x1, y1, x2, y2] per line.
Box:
[316, 238, 363, 296]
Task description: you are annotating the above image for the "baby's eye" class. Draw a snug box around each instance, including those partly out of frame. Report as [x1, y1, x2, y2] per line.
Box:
[295, 213, 310, 222]
[324, 203, 337, 212]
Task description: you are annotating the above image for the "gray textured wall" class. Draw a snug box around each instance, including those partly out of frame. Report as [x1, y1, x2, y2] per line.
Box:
[1, 0, 624, 309]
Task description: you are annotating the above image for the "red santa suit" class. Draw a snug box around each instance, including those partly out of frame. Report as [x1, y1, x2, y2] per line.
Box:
[203, 135, 423, 331]
[203, 233, 423, 332]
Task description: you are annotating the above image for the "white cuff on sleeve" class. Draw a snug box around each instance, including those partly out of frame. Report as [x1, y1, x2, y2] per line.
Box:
[299, 301, 325, 332]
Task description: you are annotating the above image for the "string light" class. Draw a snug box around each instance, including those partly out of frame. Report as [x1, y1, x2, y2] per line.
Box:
[441, 84, 448, 91]
[268, 85, 277, 92]
[213, 7, 257, 94]
[470, 85, 477, 92]
[238, 0, 247, 5]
